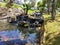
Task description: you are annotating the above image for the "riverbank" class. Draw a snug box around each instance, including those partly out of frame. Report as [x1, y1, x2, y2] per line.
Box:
[44, 15, 60, 45]
[0, 22, 17, 31]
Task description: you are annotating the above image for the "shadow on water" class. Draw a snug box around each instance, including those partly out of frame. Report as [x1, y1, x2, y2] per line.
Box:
[0, 22, 37, 45]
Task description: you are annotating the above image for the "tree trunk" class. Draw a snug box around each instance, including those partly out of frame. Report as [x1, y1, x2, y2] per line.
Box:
[47, 0, 51, 14]
[24, 4, 28, 15]
[24, 8, 28, 15]
[51, 0, 57, 20]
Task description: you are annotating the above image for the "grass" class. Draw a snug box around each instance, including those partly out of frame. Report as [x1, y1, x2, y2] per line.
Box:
[45, 15, 60, 45]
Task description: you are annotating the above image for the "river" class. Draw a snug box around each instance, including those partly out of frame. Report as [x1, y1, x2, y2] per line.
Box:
[0, 22, 37, 45]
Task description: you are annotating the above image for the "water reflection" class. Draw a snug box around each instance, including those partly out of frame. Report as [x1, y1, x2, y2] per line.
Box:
[0, 30, 36, 45]
[0, 22, 37, 45]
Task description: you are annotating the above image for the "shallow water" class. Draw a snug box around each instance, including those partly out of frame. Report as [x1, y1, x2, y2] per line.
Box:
[0, 22, 37, 45]
[0, 22, 17, 31]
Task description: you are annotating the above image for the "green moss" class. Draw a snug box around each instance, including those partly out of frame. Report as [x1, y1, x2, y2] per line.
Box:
[28, 10, 35, 14]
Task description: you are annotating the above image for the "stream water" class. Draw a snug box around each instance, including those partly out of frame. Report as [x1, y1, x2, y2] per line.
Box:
[0, 22, 37, 45]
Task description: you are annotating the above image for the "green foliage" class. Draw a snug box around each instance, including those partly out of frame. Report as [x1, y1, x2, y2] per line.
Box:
[28, 10, 35, 14]
[28, 10, 40, 14]
[37, 1, 43, 7]
[12, 4, 22, 8]
[57, 0, 60, 8]
[0, 2, 23, 8]
[37, 0, 46, 12]
[22, 3, 31, 10]
[0, 2, 6, 7]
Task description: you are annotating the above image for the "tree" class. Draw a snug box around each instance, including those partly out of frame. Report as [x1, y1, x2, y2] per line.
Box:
[30, 0, 36, 7]
[37, 0, 46, 12]
[57, 0, 60, 8]
[23, 3, 31, 15]
[47, 0, 51, 14]
[51, 0, 57, 20]
[22, 0, 32, 15]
